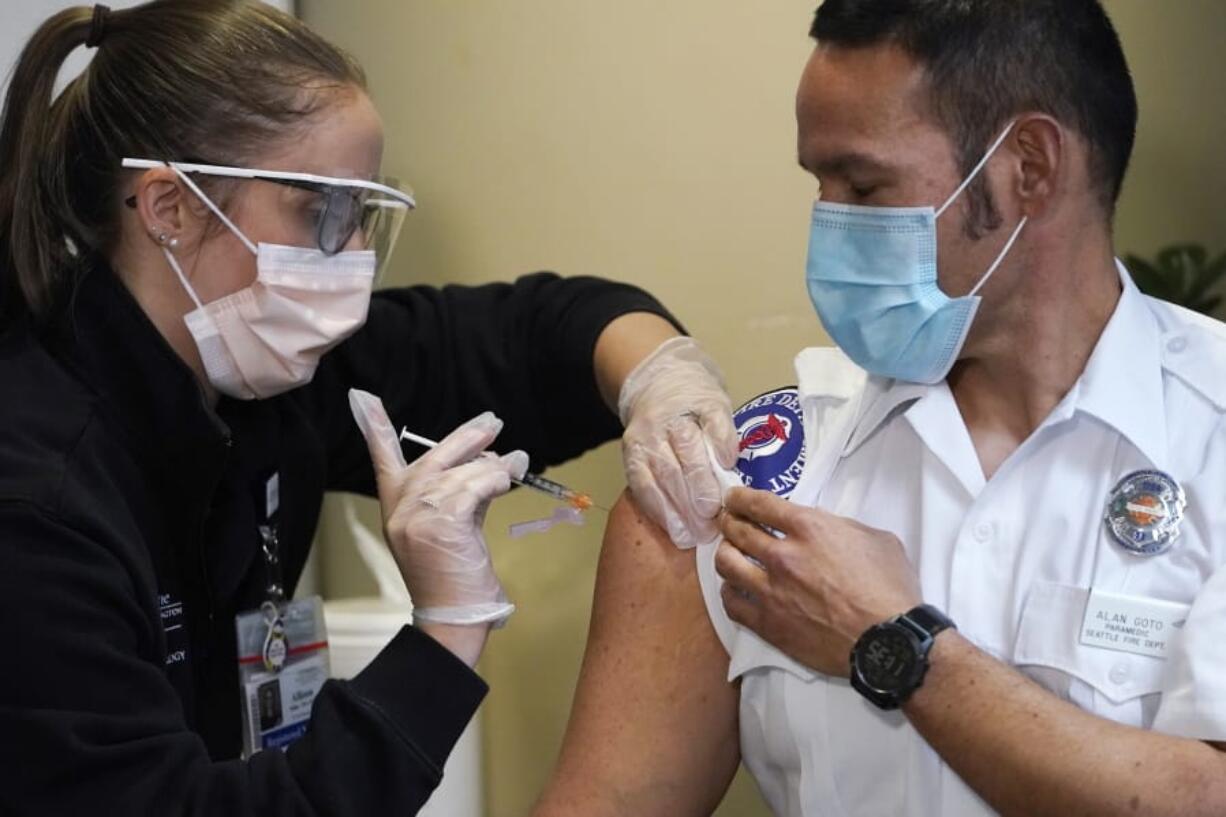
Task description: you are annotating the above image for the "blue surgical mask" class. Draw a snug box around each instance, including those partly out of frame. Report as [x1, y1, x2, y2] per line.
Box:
[805, 122, 1028, 384]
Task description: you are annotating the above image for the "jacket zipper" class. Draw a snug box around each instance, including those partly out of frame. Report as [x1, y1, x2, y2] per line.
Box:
[195, 432, 233, 639]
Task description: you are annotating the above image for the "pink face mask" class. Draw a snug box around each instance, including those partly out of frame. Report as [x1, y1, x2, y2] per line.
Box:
[163, 167, 377, 400]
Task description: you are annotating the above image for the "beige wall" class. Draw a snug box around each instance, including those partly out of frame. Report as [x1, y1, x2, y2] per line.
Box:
[1108, 0, 1226, 259]
[300, 2, 1225, 815]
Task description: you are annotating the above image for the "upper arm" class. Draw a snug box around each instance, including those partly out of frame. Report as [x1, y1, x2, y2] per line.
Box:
[306, 275, 666, 494]
[533, 492, 741, 817]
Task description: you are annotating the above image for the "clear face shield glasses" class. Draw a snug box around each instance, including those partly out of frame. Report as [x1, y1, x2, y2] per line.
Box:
[121, 158, 416, 280]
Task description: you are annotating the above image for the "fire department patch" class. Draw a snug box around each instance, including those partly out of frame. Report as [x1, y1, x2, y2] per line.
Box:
[733, 387, 806, 499]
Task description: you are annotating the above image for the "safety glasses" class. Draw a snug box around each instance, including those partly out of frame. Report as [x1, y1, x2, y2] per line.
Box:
[122, 158, 416, 279]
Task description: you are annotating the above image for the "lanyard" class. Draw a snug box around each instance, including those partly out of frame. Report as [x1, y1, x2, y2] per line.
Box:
[259, 523, 285, 604]
[256, 469, 284, 604]
[256, 471, 286, 672]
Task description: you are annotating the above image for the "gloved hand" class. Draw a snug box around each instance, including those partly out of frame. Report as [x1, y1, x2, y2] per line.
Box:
[349, 389, 528, 627]
[619, 336, 739, 549]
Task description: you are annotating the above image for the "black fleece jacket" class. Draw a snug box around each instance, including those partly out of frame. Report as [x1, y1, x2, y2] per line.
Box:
[0, 262, 680, 816]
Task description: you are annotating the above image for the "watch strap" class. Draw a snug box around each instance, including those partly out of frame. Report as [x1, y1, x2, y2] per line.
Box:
[900, 604, 955, 641]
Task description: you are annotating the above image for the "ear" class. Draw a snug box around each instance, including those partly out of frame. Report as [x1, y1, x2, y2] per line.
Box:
[128, 167, 187, 250]
[128, 168, 215, 252]
[1010, 114, 1065, 221]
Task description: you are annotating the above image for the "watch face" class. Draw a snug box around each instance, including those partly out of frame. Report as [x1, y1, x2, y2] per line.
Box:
[857, 627, 920, 693]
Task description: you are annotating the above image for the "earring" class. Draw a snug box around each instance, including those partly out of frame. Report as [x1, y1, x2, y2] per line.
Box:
[156, 233, 168, 244]
[168, 237, 180, 249]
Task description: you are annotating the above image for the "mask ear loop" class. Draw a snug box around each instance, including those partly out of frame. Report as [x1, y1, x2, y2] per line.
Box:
[968, 215, 1028, 297]
[931, 119, 1027, 297]
[160, 163, 258, 309]
[167, 164, 259, 256]
[935, 120, 1018, 219]
[162, 247, 205, 311]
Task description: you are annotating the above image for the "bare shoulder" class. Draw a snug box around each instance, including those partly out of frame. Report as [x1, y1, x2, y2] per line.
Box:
[584, 492, 730, 695]
[532, 492, 740, 817]
[592, 491, 709, 618]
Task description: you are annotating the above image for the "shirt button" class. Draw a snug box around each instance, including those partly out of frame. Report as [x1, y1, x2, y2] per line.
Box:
[1109, 662, 1131, 685]
[973, 522, 994, 543]
[1166, 336, 1188, 354]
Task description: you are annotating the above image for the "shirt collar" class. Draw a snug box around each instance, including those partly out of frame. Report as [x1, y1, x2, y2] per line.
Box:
[792, 347, 926, 458]
[840, 261, 1166, 469]
[1071, 260, 1168, 469]
[843, 379, 928, 457]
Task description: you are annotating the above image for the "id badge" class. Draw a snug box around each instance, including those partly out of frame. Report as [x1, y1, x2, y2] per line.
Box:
[235, 596, 330, 757]
[1079, 588, 1190, 659]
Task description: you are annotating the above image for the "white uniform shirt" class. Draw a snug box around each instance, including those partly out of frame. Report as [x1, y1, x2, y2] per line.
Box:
[697, 267, 1226, 816]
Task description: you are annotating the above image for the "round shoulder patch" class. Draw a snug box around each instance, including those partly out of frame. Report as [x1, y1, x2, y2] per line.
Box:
[733, 387, 806, 498]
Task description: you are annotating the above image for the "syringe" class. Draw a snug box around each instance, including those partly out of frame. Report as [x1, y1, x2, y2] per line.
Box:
[398, 428, 606, 512]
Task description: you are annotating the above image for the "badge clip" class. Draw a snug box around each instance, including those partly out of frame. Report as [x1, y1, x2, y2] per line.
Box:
[260, 600, 288, 673]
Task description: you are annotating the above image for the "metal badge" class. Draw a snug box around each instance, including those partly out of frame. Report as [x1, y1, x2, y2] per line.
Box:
[1104, 470, 1186, 557]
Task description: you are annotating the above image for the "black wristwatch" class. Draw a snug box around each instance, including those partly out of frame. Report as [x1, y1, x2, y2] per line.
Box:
[850, 604, 955, 710]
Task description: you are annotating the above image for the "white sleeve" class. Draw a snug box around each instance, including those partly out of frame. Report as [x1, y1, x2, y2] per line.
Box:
[694, 442, 746, 658]
[695, 537, 738, 658]
[1153, 562, 1226, 740]
[694, 446, 818, 683]
[1150, 407, 1226, 741]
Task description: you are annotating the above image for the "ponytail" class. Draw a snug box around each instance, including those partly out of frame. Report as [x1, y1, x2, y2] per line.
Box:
[0, 7, 95, 323]
[0, 1, 366, 326]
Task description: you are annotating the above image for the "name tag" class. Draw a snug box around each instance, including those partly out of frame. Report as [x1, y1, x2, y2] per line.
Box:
[1079, 588, 1190, 659]
[235, 596, 329, 757]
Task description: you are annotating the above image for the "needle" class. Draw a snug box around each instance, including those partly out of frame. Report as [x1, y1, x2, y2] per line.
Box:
[398, 428, 608, 512]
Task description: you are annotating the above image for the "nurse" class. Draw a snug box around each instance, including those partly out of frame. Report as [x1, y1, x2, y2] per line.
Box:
[0, 2, 736, 814]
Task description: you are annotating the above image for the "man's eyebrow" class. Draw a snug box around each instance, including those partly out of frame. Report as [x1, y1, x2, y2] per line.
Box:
[798, 152, 893, 176]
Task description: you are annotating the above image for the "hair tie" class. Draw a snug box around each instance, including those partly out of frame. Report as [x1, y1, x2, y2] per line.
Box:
[86, 4, 112, 49]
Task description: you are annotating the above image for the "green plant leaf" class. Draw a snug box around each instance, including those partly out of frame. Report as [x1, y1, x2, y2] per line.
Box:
[1185, 254, 1226, 305]
[1195, 295, 1222, 314]
[1125, 254, 1170, 300]
[1156, 245, 1195, 295]
[1126, 245, 1224, 317]
[1157, 244, 1207, 271]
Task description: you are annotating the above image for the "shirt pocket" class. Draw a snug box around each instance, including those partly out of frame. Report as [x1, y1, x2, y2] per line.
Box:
[1013, 581, 1166, 728]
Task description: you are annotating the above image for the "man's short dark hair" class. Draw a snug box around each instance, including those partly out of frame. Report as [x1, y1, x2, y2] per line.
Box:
[811, 0, 1137, 227]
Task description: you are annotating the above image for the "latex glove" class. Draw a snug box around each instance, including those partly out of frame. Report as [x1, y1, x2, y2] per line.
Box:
[619, 336, 739, 549]
[349, 389, 529, 627]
